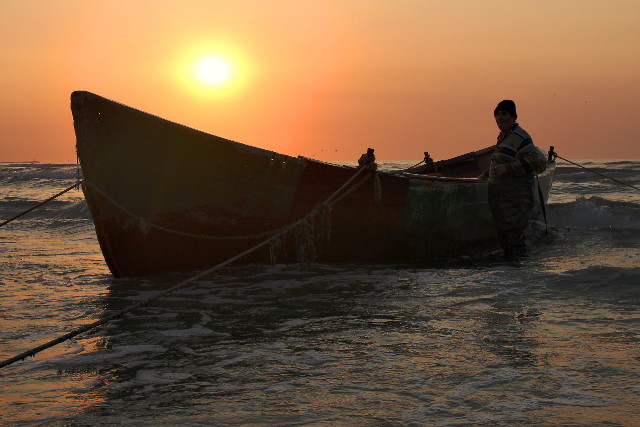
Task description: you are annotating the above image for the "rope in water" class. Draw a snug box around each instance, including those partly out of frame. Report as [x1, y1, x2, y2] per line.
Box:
[84, 180, 303, 241]
[84, 164, 379, 240]
[0, 163, 376, 370]
[405, 159, 425, 170]
[554, 153, 640, 191]
[0, 181, 83, 228]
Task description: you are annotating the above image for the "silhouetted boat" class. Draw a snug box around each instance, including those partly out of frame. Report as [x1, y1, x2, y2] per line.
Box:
[72, 91, 556, 277]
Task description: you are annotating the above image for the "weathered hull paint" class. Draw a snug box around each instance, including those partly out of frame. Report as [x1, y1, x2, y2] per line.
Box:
[72, 91, 555, 277]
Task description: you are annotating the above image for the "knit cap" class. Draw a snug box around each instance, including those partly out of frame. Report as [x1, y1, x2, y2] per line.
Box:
[494, 100, 517, 119]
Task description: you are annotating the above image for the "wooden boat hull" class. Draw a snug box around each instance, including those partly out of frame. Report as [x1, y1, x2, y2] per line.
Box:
[72, 91, 555, 277]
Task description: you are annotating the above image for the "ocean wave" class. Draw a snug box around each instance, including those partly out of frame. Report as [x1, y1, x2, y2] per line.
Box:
[547, 196, 640, 229]
[0, 164, 81, 181]
[550, 266, 640, 293]
[554, 160, 640, 170]
[553, 168, 639, 185]
[0, 200, 92, 221]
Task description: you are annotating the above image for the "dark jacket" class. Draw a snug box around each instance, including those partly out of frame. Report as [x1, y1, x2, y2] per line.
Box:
[489, 124, 546, 180]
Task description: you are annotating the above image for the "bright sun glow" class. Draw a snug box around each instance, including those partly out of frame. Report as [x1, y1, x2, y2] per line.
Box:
[174, 43, 250, 100]
[196, 57, 232, 85]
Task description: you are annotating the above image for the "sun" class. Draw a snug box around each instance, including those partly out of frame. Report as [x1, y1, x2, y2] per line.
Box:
[195, 57, 232, 86]
[174, 44, 249, 99]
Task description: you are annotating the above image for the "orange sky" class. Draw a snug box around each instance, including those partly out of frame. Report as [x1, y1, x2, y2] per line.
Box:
[1, 0, 639, 163]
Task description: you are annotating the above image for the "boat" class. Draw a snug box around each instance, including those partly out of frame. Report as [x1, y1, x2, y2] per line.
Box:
[71, 91, 556, 277]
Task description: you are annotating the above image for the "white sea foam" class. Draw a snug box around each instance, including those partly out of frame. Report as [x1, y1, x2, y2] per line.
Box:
[46, 344, 167, 369]
[547, 196, 640, 228]
[0, 164, 80, 181]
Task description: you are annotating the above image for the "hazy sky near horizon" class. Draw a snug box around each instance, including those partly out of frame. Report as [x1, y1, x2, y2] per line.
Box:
[1, 0, 639, 163]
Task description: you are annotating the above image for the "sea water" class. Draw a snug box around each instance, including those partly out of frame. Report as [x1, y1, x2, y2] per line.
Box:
[0, 160, 639, 426]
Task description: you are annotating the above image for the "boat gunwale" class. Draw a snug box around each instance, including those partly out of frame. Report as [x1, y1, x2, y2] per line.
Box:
[72, 90, 282, 160]
[391, 161, 556, 183]
[299, 155, 557, 183]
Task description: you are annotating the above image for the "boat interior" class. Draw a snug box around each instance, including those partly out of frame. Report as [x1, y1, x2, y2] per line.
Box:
[404, 146, 495, 178]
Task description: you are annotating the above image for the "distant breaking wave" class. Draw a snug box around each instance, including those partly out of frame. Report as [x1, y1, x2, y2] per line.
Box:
[0, 200, 92, 221]
[0, 164, 81, 181]
[547, 196, 640, 229]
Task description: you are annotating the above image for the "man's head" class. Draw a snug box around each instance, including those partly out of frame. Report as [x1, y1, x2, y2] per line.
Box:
[494, 99, 517, 132]
[494, 100, 517, 119]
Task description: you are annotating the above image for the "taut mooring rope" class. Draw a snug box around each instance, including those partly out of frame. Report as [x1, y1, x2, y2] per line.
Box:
[83, 161, 380, 241]
[83, 180, 290, 241]
[0, 231, 277, 370]
[0, 181, 83, 228]
[0, 163, 376, 370]
[405, 159, 425, 170]
[555, 154, 640, 191]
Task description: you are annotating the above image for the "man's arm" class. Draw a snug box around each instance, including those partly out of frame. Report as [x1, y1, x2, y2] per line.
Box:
[511, 145, 547, 176]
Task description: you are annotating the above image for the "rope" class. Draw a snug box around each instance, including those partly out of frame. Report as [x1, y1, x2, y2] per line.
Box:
[0, 181, 83, 229]
[555, 154, 640, 191]
[405, 159, 425, 170]
[323, 170, 374, 206]
[0, 162, 376, 370]
[83, 180, 284, 241]
[535, 174, 549, 235]
[84, 162, 373, 241]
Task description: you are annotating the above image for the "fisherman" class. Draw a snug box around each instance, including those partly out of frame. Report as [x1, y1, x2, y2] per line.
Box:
[358, 148, 376, 168]
[423, 152, 439, 174]
[482, 100, 547, 260]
